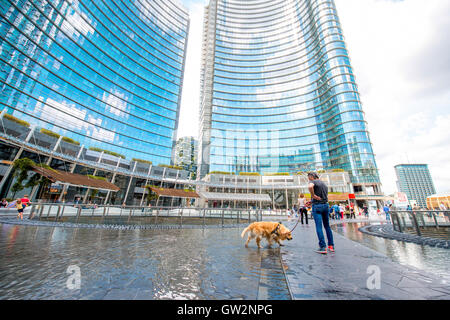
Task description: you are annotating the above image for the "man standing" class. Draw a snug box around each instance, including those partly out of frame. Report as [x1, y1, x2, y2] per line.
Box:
[363, 205, 369, 218]
[308, 172, 334, 254]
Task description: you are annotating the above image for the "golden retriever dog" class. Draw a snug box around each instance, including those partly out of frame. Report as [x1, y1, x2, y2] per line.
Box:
[241, 221, 293, 248]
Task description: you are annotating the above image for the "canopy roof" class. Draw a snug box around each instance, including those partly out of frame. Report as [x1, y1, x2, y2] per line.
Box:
[290, 193, 351, 202]
[199, 192, 272, 202]
[150, 187, 200, 198]
[328, 193, 350, 201]
[31, 166, 120, 192]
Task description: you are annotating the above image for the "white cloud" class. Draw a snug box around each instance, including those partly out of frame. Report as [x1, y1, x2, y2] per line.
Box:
[334, 0, 450, 194]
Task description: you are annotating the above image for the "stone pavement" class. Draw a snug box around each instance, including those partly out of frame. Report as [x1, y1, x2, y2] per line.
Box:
[280, 220, 450, 300]
[0, 222, 290, 300]
[1, 216, 449, 300]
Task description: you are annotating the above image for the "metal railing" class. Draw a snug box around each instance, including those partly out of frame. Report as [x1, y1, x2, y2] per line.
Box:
[3, 203, 274, 227]
[390, 210, 450, 236]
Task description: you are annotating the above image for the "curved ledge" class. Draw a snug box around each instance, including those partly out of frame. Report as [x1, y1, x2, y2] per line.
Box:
[358, 224, 450, 249]
[0, 217, 247, 231]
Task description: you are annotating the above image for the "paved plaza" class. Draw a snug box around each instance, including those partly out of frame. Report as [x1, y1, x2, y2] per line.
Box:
[0, 216, 449, 300]
[0, 219, 289, 300]
[281, 220, 450, 300]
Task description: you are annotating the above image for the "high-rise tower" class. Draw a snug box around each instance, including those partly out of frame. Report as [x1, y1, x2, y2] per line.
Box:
[198, 0, 380, 191]
[0, 0, 189, 165]
[395, 164, 436, 208]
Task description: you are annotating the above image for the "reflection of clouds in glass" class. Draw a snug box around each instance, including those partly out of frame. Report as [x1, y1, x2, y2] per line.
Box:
[60, 0, 95, 38]
[134, 0, 179, 37]
[85, 114, 115, 143]
[36, 97, 87, 131]
[102, 90, 129, 118]
[36, 97, 115, 143]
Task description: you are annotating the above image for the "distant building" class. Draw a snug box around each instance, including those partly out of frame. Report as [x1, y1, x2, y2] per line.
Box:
[395, 164, 436, 208]
[173, 137, 198, 179]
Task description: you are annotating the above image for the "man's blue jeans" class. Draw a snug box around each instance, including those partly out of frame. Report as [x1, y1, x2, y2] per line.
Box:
[312, 203, 334, 249]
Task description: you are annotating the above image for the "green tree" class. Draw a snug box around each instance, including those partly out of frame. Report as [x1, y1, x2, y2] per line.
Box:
[11, 158, 52, 199]
[144, 185, 159, 205]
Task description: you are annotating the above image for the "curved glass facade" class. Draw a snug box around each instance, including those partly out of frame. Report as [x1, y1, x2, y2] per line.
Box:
[198, 0, 380, 184]
[0, 0, 189, 165]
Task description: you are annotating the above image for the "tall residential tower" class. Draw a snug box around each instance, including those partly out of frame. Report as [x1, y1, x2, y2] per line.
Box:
[173, 136, 198, 178]
[198, 0, 381, 194]
[395, 164, 436, 208]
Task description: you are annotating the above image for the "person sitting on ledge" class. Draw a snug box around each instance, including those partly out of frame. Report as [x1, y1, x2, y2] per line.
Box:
[0, 198, 8, 208]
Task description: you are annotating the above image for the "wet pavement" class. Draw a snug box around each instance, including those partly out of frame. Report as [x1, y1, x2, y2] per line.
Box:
[1, 217, 449, 300]
[281, 220, 450, 300]
[333, 222, 450, 282]
[0, 222, 289, 300]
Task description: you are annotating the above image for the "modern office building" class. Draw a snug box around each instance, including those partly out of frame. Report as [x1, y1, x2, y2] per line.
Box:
[173, 136, 198, 178]
[0, 0, 191, 204]
[198, 0, 381, 197]
[395, 164, 436, 208]
[1, 0, 189, 164]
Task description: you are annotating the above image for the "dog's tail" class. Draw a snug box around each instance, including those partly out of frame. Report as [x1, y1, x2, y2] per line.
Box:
[241, 226, 250, 238]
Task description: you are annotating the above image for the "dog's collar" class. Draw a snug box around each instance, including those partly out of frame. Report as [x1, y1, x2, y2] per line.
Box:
[271, 222, 282, 236]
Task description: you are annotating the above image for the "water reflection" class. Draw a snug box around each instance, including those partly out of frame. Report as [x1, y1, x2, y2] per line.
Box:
[0, 224, 290, 300]
[332, 222, 450, 282]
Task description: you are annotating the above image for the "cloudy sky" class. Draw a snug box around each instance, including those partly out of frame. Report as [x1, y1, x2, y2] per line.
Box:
[177, 0, 450, 195]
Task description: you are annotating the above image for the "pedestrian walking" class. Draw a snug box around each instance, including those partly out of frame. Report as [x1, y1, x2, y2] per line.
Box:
[363, 205, 369, 218]
[15, 199, 24, 220]
[383, 203, 390, 221]
[307, 172, 334, 254]
[350, 203, 356, 219]
[297, 193, 308, 225]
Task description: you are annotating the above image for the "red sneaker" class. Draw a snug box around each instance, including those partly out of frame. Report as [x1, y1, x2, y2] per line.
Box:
[328, 245, 335, 253]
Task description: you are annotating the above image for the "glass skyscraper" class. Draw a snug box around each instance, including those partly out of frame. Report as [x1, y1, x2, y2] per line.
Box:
[395, 164, 436, 208]
[0, 0, 189, 165]
[198, 0, 380, 187]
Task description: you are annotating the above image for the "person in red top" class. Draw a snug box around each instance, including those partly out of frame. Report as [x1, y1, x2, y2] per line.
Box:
[20, 195, 31, 207]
